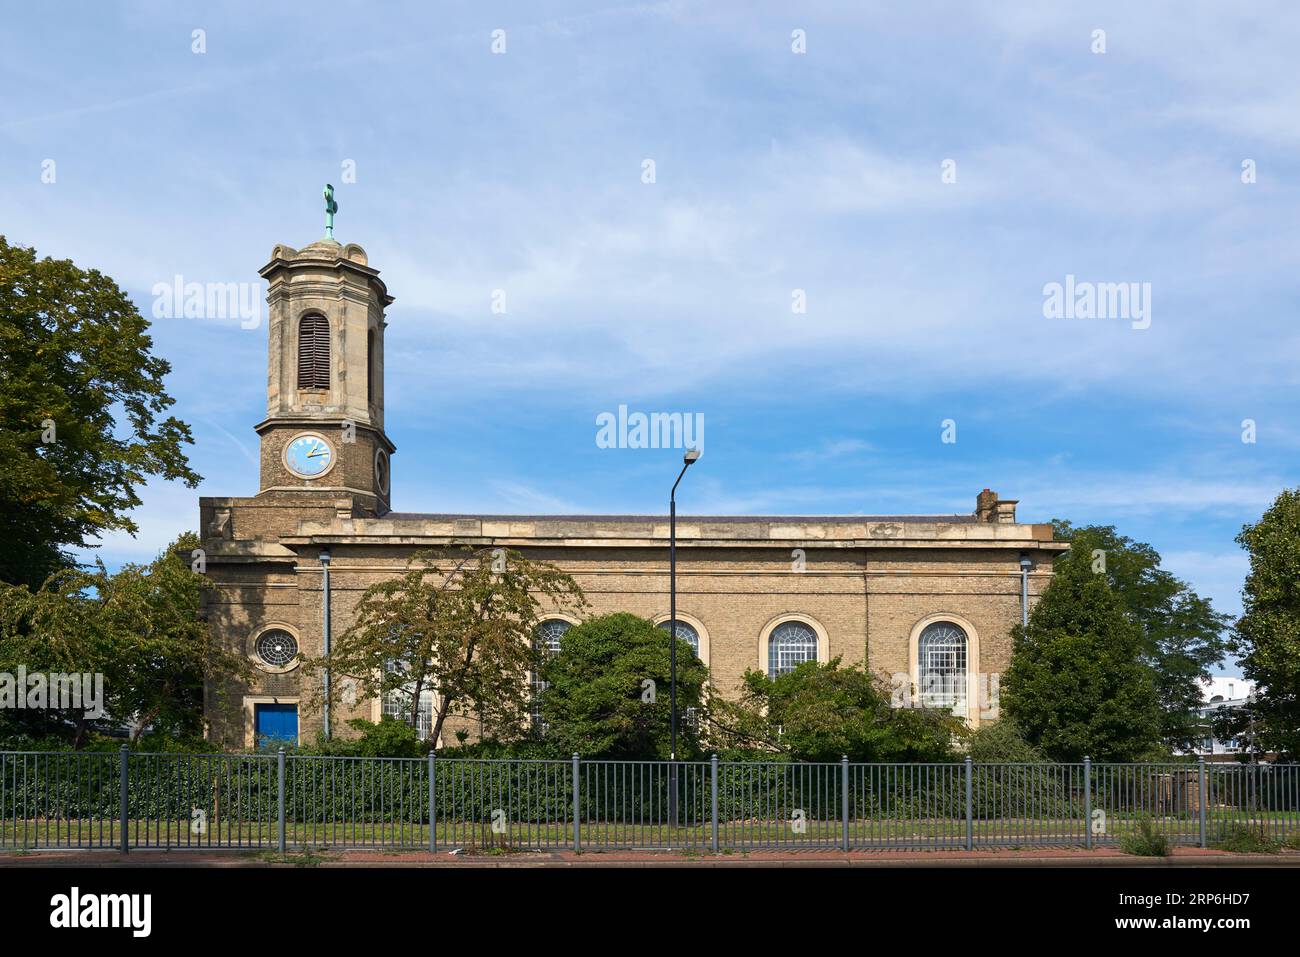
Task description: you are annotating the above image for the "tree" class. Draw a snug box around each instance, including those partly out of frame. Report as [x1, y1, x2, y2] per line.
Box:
[94, 531, 250, 741]
[1052, 520, 1230, 750]
[1227, 488, 1300, 758]
[538, 613, 708, 759]
[0, 532, 251, 747]
[303, 547, 585, 748]
[709, 659, 961, 763]
[1003, 545, 1162, 761]
[0, 236, 200, 588]
[966, 716, 1047, 763]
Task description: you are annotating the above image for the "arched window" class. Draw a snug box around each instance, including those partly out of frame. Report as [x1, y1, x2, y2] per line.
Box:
[657, 619, 700, 657]
[381, 659, 434, 741]
[768, 620, 818, 677]
[297, 314, 330, 390]
[918, 621, 967, 710]
[534, 619, 571, 656]
[531, 619, 572, 726]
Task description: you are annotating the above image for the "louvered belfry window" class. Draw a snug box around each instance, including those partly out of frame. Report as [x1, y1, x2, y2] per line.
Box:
[297, 314, 330, 390]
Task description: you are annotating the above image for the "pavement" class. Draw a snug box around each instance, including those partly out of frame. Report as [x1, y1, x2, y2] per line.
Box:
[3, 846, 1299, 867]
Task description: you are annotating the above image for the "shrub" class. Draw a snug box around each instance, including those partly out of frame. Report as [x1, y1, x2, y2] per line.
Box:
[711, 658, 961, 763]
[296, 718, 426, 758]
[967, 718, 1046, 763]
[436, 737, 554, 760]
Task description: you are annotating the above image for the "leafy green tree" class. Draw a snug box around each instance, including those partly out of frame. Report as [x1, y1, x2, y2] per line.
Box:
[0, 573, 108, 747]
[538, 613, 707, 760]
[95, 531, 245, 741]
[303, 547, 585, 749]
[0, 532, 251, 747]
[966, 716, 1048, 763]
[1052, 520, 1230, 750]
[710, 658, 960, 763]
[1003, 545, 1162, 761]
[1227, 488, 1300, 758]
[0, 236, 200, 588]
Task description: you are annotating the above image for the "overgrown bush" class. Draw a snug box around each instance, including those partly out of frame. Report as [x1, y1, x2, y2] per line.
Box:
[710, 658, 962, 763]
[1120, 815, 1171, 856]
[967, 718, 1046, 763]
[0, 731, 212, 754]
[294, 718, 426, 759]
[964, 720, 1079, 820]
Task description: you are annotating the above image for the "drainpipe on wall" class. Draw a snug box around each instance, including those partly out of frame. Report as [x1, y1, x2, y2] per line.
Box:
[1018, 552, 1033, 629]
[321, 548, 332, 741]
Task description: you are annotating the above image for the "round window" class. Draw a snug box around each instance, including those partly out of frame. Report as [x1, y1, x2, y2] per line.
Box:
[256, 629, 298, 668]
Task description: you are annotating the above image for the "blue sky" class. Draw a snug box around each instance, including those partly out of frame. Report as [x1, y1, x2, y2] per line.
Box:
[3, 2, 1297, 663]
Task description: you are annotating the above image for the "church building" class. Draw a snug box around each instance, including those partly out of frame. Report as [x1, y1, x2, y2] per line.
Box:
[199, 229, 1065, 750]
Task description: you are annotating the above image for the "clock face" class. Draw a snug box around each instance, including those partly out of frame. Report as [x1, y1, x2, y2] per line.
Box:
[284, 432, 335, 479]
[373, 447, 390, 495]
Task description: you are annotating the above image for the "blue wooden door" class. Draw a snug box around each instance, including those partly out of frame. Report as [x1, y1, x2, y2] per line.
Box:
[254, 703, 298, 746]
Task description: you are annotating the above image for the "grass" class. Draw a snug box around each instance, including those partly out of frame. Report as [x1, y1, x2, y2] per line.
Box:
[1211, 823, 1280, 854]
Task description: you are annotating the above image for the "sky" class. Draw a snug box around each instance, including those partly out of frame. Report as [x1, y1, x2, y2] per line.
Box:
[2, 2, 1296, 670]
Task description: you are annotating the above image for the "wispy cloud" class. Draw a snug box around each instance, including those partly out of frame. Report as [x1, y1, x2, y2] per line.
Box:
[7, 0, 1293, 632]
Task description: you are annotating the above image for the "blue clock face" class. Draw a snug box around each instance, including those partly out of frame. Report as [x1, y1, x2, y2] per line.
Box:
[284, 433, 334, 478]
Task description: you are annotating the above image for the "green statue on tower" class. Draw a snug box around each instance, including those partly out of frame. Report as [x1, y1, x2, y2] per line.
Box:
[323, 183, 338, 240]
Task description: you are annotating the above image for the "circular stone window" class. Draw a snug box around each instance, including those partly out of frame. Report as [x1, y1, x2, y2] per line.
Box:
[256, 629, 299, 669]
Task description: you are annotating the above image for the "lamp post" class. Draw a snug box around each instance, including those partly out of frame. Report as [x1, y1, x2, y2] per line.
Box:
[1247, 689, 1258, 763]
[669, 447, 700, 826]
[321, 549, 332, 740]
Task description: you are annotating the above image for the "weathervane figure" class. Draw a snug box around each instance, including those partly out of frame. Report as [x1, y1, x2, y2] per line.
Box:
[323, 183, 339, 240]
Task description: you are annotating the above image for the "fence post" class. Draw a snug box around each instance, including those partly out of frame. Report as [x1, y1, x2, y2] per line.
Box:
[428, 749, 437, 853]
[118, 745, 129, 854]
[1198, 756, 1207, 849]
[571, 753, 581, 853]
[1083, 756, 1092, 850]
[964, 756, 973, 851]
[710, 754, 719, 854]
[277, 748, 286, 854]
[841, 756, 850, 852]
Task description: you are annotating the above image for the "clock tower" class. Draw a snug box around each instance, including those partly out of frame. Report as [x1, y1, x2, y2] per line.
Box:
[254, 230, 395, 516]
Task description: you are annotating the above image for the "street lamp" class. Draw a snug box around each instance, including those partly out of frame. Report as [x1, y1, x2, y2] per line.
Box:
[669, 447, 700, 826]
[1247, 689, 1258, 764]
[320, 549, 332, 741]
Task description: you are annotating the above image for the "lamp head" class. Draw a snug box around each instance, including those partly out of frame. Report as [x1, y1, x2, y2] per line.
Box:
[320, 549, 331, 565]
[1019, 553, 1033, 571]
[684, 448, 701, 465]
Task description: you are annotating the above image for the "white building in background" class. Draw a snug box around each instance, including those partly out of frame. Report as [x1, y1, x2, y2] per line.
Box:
[1187, 676, 1256, 758]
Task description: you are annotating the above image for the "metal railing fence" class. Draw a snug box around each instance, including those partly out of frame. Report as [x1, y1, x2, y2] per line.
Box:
[3, 749, 1297, 853]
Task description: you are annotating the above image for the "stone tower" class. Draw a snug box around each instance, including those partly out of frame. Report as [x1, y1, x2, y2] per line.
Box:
[254, 239, 395, 515]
